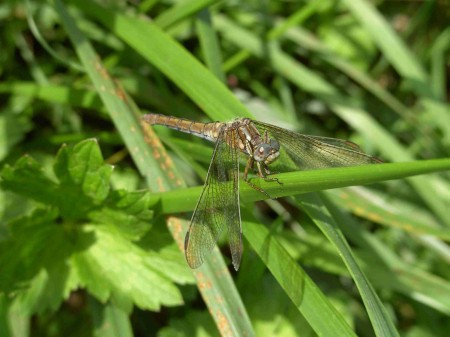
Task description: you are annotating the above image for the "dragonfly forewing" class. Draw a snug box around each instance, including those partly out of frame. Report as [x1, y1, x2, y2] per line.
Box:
[184, 127, 242, 270]
[253, 121, 381, 171]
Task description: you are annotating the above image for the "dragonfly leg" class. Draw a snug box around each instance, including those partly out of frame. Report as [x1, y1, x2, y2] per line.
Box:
[243, 156, 272, 198]
[244, 177, 272, 198]
[243, 155, 254, 181]
[258, 162, 283, 186]
[262, 163, 283, 185]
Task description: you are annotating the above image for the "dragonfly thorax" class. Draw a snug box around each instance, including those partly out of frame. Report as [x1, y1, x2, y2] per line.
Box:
[253, 139, 280, 164]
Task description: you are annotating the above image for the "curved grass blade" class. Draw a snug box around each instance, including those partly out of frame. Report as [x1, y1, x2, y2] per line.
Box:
[242, 217, 358, 337]
[298, 193, 399, 337]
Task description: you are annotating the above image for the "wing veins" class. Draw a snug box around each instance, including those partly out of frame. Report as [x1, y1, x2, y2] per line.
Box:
[253, 120, 380, 169]
[184, 126, 242, 269]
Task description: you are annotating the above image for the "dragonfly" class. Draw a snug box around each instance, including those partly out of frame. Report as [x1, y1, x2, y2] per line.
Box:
[143, 114, 381, 271]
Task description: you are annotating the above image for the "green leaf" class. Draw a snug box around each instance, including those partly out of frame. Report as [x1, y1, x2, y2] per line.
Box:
[1, 139, 113, 219]
[0, 208, 80, 314]
[0, 139, 183, 314]
[54, 139, 113, 204]
[0, 208, 70, 293]
[90, 299, 134, 337]
[214, 14, 450, 228]
[1, 155, 60, 205]
[72, 224, 183, 312]
[89, 190, 154, 241]
[138, 229, 194, 285]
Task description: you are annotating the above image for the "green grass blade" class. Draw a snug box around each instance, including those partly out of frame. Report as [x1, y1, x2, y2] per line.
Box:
[73, 0, 249, 122]
[342, 0, 426, 86]
[153, 159, 450, 214]
[283, 25, 419, 128]
[300, 193, 399, 337]
[195, 8, 226, 83]
[243, 217, 358, 337]
[324, 189, 450, 315]
[341, 0, 450, 138]
[330, 187, 450, 241]
[154, 0, 218, 30]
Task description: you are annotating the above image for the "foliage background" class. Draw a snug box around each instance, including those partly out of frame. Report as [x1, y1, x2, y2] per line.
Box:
[0, 0, 449, 336]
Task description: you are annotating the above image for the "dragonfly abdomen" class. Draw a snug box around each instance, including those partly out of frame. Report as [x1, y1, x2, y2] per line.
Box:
[143, 114, 224, 142]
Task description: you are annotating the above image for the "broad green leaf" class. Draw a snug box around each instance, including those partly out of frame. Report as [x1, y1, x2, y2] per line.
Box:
[1, 155, 59, 204]
[0, 208, 80, 313]
[0, 140, 184, 314]
[54, 139, 112, 204]
[1, 139, 113, 219]
[89, 190, 154, 241]
[0, 208, 71, 295]
[90, 299, 133, 337]
[71, 224, 183, 312]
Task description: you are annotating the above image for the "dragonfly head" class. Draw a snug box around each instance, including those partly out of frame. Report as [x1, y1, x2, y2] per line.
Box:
[253, 139, 280, 165]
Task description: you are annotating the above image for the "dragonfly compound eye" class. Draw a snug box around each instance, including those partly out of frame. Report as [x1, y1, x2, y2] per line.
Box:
[254, 142, 280, 164]
[270, 139, 280, 151]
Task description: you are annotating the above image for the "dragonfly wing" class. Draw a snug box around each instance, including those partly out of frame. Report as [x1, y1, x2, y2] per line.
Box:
[184, 128, 242, 270]
[224, 129, 242, 271]
[253, 121, 381, 170]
